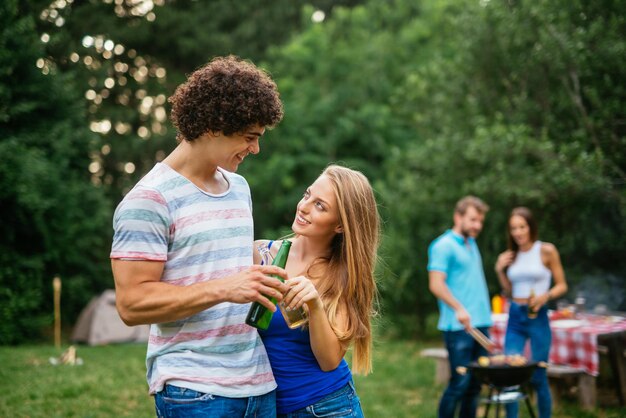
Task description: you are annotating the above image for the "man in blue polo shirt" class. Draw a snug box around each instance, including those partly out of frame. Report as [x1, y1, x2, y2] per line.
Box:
[428, 196, 492, 418]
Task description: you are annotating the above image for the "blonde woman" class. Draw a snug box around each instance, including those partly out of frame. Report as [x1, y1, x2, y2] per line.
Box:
[254, 164, 380, 417]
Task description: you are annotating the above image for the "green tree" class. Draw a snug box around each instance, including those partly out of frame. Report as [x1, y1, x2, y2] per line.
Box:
[243, 1, 421, 236]
[37, 0, 367, 203]
[381, 0, 626, 334]
[0, 0, 111, 344]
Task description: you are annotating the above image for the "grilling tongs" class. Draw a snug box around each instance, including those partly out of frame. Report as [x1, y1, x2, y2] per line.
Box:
[468, 328, 496, 353]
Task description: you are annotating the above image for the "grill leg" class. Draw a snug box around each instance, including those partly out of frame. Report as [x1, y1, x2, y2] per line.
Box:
[494, 397, 501, 418]
[483, 387, 493, 418]
[523, 385, 537, 418]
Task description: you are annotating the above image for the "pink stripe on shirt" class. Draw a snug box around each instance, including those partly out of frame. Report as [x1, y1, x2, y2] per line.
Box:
[166, 266, 245, 286]
[150, 324, 254, 345]
[110, 251, 167, 261]
[126, 189, 167, 205]
[172, 208, 250, 233]
[152, 371, 275, 393]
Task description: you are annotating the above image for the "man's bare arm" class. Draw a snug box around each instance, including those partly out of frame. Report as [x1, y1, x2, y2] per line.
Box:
[428, 271, 471, 331]
[112, 259, 289, 326]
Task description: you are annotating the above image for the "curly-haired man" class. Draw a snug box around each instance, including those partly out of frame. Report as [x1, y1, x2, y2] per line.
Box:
[111, 56, 288, 417]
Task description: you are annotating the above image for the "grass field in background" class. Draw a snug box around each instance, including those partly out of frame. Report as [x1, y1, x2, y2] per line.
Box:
[0, 339, 623, 417]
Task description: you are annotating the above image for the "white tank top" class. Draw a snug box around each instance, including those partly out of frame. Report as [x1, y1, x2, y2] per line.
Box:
[507, 240, 552, 298]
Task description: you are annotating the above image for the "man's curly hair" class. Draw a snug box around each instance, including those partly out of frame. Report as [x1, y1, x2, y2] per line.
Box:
[168, 55, 284, 141]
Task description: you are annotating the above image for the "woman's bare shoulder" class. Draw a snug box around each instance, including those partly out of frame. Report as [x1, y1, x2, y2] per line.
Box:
[540, 242, 559, 257]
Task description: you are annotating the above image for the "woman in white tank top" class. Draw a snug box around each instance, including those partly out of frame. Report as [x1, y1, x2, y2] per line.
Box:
[494, 207, 568, 418]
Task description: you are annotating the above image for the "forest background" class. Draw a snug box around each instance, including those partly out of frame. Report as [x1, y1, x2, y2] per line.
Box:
[1, 0, 624, 344]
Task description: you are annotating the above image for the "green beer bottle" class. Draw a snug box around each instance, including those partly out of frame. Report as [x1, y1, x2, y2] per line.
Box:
[245, 240, 292, 330]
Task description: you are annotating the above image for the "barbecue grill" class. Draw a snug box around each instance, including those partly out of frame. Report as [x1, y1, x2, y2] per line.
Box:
[458, 360, 547, 418]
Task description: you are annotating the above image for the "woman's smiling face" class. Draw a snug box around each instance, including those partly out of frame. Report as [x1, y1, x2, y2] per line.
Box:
[292, 175, 342, 239]
[509, 214, 531, 247]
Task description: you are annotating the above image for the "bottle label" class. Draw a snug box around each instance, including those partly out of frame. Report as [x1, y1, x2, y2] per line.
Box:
[257, 242, 274, 266]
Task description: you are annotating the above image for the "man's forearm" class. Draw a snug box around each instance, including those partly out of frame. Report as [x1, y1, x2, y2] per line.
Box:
[429, 279, 463, 312]
[116, 280, 224, 326]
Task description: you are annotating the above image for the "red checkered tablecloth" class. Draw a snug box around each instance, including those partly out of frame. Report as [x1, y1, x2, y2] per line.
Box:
[489, 312, 626, 376]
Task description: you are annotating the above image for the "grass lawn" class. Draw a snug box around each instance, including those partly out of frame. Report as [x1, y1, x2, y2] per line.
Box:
[0, 339, 623, 417]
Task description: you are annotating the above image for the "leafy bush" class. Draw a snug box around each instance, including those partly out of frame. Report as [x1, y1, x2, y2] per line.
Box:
[0, 0, 112, 344]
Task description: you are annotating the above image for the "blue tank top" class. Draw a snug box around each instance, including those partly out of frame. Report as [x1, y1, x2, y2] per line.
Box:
[258, 242, 352, 414]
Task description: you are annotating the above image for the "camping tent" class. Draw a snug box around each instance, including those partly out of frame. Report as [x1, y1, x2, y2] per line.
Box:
[71, 289, 149, 345]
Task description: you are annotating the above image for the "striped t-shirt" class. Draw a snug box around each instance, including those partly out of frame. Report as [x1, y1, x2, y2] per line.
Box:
[110, 162, 276, 397]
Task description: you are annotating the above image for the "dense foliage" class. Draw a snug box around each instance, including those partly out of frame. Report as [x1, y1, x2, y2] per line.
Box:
[37, 0, 365, 201]
[0, 0, 112, 344]
[1, 0, 624, 342]
[380, 0, 626, 333]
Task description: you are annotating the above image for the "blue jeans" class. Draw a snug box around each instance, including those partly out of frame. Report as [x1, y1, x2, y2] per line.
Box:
[439, 328, 490, 418]
[504, 302, 552, 418]
[278, 380, 363, 418]
[154, 384, 276, 418]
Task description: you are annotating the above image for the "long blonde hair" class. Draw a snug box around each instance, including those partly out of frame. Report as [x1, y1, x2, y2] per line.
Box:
[307, 164, 380, 375]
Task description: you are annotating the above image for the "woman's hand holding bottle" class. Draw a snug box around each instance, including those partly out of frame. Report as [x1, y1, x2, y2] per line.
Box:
[282, 276, 322, 312]
[528, 291, 550, 313]
[275, 275, 311, 329]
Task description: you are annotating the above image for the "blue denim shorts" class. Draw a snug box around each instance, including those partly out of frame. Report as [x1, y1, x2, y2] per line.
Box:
[278, 380, 364, 418]
[154, 384, 276, 418]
